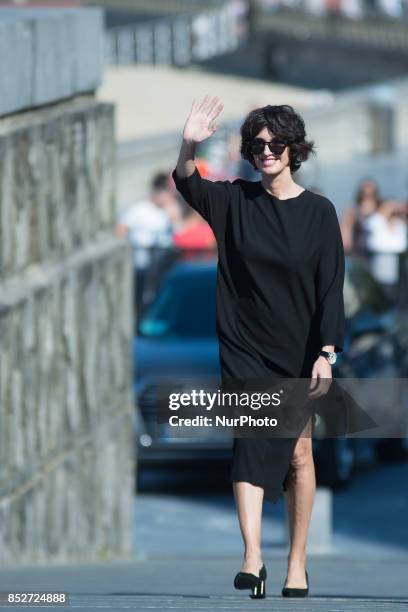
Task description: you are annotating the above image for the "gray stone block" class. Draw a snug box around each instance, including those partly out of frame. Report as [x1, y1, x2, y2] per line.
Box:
[0, 7, 104, 117]
[0, 100, 117, 280]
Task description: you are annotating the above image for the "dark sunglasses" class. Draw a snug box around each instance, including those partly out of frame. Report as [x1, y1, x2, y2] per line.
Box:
[250, 139, 287, 156]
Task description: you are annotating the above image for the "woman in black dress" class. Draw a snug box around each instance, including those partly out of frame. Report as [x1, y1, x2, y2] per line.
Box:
[172, 96, 345, 599]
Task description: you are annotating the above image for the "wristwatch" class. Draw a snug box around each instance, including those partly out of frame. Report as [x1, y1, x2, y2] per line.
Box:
[318, 350, 337, 365]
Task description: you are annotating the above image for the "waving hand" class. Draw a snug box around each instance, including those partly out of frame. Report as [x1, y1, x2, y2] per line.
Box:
[183, 95, 224, 144]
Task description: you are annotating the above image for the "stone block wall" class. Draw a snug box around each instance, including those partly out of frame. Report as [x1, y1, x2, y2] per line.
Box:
[0, 9, 135, 566]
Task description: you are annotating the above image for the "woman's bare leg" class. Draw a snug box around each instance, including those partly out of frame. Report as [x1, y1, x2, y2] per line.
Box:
[233, 481, 264, 575]
[283, 417, 315, 588]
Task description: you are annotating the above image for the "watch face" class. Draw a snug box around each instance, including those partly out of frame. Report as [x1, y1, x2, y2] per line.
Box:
[328, 352, 337, 365]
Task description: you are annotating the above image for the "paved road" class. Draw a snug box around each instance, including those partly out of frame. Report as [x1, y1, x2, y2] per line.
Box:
[0, 462, 407, 610]
[0, 555, 407, 610]
[135, 461, 408, 558]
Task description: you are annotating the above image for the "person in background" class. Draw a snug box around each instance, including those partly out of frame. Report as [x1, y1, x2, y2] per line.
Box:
[195, 158, 210, 180]
[340, 178, 381, 258]
[115, 172, 179, 312]
[154, 172, 184, 228]
[173, 204, 217, 258]
[364, 197, 408, 305]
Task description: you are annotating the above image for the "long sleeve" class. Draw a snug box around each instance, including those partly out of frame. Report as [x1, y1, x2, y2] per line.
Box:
[171, 166, 232, 241]
[315, 201, 346, 353]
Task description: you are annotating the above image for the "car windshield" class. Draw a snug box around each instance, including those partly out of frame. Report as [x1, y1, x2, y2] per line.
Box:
[138, 269, 217, 339]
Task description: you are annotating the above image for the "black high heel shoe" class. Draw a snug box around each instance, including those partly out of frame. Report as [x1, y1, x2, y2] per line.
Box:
[234, 563, 267, 599]
[282, 569, 309, 597]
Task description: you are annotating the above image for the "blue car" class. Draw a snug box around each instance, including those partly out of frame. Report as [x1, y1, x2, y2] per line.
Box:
[134, 258, 230, 465]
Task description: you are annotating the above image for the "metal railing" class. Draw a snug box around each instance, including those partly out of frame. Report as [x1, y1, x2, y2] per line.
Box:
[105, 1, 249, 66]
[256, 8, 408, 53]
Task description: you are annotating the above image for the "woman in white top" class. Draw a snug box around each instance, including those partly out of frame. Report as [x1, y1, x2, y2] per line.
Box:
[365, 198, 408, 304]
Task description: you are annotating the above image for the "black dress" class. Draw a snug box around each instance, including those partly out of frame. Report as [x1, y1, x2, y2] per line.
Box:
[172, 166, 345, 503]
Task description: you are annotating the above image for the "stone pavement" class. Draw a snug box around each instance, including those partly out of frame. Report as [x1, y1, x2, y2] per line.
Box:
[1, 463, 407, 610]
[0, 554, 407, 610]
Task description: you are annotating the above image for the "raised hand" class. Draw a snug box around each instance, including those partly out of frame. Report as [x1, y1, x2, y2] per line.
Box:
[183, 95, 224, 144]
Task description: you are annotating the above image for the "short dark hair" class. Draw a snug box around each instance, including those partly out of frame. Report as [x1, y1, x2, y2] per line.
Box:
[240, 104, 316, 173]
[151, 172, 169, 192]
